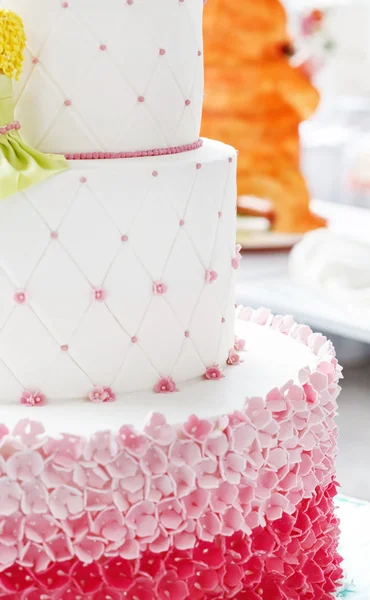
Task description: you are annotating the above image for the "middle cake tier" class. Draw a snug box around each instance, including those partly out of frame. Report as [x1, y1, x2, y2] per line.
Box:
[0, 139, 237, 403]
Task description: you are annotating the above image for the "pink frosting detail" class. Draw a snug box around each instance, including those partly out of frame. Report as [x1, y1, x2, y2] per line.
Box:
[152, 170, 158, 177]
[94, 288, 106, 302]
[61, 1, 68, 7]
[100, 44, 107, 51]
[50, 231, 58, 239]
[179, 219, 185, 227]
[0, 309, 341, 577]
[64, 138, 203, 160]
[159, 48, 166, 55]
[196, 162, 202, 169]
[79, 176, 87, 183]
[121, 234, 129, 242]
[88, 387, 116, 404]
[185, 99, 191, 106]
[228, 156, 233, 163]
[218, 211, 222, 218]
[0, 480, 342, 597]
[227, 348, 243, 366]
[14, 290, 27, 305]
[138, 96, 145, 103]
[0, 121, 20, 136]
[153, 281, 168, 296]
[184, 330, 190, 338]
[20, 390, 46, 407]
[127, 0, 134, 4]
[205, 269, 218, 284]
[198, 50, 202, 56]
[131, 336, 138, 344]
[231, 244, 242, 270]
[221, 317, 226, 324]
[204, 366, 225, 381]
[234, 336, 246, 351]
[64, 99, 72, 107]
[32, 57, 39, 64]
[154, 377, 178, 394]
[61, 344, 69, 352]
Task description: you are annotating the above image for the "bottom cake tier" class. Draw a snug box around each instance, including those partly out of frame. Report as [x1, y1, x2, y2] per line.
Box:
[0, 308, 343, 599]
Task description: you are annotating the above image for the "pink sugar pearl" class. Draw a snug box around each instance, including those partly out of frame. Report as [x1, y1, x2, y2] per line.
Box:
[138, 96, 145, 103]
[61, 1, 68, 7]
[179, 219, 185, 227]
[100, 44, 107, 51]
[80, 176, 87, 183]
[196, 163, 202, 170]
[159, 48, 166, 56]
[61, 345, 69, 352]
[185, 99, 191, 106]
[152, 170, 158, 177]
[64, 99, 72, 107]
[50, 231, 58, 239]
[121, 234, 129, 242]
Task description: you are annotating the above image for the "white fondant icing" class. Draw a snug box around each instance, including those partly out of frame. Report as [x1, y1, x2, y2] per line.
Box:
[0, 140, 237, 402]
[1, 319, 318, 434]
[2, 0, 204, 154]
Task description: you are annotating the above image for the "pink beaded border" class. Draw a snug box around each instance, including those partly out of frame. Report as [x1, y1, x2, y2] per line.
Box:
[0, 121, 20, 135]
[64, 138, 203, 160]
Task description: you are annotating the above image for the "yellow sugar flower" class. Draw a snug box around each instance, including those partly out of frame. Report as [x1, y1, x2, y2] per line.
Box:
[0, 9, 26, 80]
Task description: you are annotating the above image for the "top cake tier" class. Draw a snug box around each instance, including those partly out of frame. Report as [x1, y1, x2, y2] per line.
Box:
[3, 0, 204, 154]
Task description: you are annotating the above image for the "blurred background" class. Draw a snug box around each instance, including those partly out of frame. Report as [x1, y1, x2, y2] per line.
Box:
[202, 0, 370, 502]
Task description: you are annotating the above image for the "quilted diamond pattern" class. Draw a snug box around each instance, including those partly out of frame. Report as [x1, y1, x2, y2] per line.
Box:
[0, 141, 237, 402]
[3, 0, 204, 154]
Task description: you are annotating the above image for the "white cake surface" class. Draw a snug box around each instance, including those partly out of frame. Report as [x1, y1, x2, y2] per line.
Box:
[1, 318, 318, 435]
[0, 139, 237, 403]
[2, 0, 204, 153]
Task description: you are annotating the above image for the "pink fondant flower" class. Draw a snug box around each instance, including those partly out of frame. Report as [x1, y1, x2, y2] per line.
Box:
[118, 425, 149, 457]
[183, 414, 214, 442]
[12, 419, 45, 448]
[227, 348, 242, 365]
[88, 386, 116, 403]
[204, 365, 224, 380]
[94, 287, 106, 301]
[6, 451, 44, 482]
[154, 377, 178, 394]
[205, 269, 218, 283]
[234, 336, 246, 351]
[20, 390, 46, 407]
[153, 281, 168, 295]
[231, 244, 242, 270]
[144, 413, 176, 445]
[93, 508, 125, 542]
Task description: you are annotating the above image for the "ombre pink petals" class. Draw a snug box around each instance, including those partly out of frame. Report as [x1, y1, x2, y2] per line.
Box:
[88, 386, 116, 403]
[183, 488, 210, 519]
[158, 570, 189, 600]
[169, 439, 202, 466]
[93, 508, 125, 542]
[74, 537, 105, 564]
[126, 501, 158, 541]
[234, 336, 246, 351]
[245, 397, 273, 430]
[154, 377, 178, 394]
[227, 348, 243, 365]
[118, 425, 149, 457]
[204, 269, 218, 283]
[204, 365, 224, 380]
[20, 390, 46, 407]
[12, 419, 45, 448]
[102, 556, 135, 590]
[144, 413, 176, 446]
[231, 244, 242, 270]
[183, 414, 214, 442]
[6, 451, 43, 482]
[153, 281, 168, 295]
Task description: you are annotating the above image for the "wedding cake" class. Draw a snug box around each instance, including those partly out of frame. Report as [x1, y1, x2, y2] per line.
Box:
[0, 1, 342, 598]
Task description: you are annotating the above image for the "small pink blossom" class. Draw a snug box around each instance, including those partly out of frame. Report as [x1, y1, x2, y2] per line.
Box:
[94, 287, 106, 301]
[183, 414, 214, 442]
[154, 377, 178, 394]
[204, 365, 224, 380]
[153, 281, 168, 295]
[227, 348, 242, 366]
[231, 244, 242, 270]
[88, 386, 116, 403]
[14, 290, 27, 304]
[20, 390, 46, 407]
[205, 269, 218, 283]
[118, 425, 149, 457]
[144, 413, 176, 445]
[234, 336, 246, 351]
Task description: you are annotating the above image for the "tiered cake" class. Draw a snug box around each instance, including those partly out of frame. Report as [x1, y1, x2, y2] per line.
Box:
[0, 1, 342, 598]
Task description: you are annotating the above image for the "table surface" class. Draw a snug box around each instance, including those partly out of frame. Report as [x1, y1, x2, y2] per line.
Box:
[236, 200, 370, 344]
[336, 495, 370, 598]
